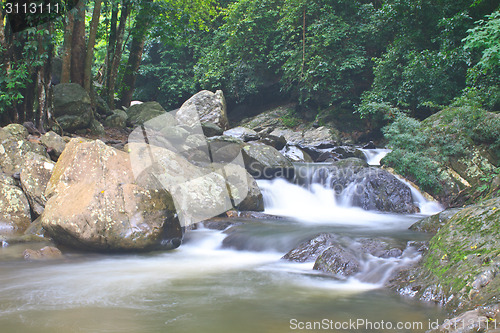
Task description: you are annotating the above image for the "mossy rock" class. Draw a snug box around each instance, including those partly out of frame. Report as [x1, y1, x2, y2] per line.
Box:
[389, 197, 500, 313]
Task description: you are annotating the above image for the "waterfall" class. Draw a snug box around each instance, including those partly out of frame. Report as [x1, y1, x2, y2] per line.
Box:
[393, 175, 443, 215]
[359, 148, 392, 166]
[257, 162, 443, 224]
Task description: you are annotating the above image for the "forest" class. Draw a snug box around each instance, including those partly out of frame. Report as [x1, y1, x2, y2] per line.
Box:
[0, 0, 498, 128]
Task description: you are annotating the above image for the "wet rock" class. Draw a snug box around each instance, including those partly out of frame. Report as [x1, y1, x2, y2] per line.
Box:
[315, 150, 340, 162]
[332, 157, 368, 168]
[53, 83, 93, 132]
[200, 220, 243, 230]
[312, 166, 417, 213]
[201, 122, 223, 137]
[429, 305, 500, 333]
[104, 109, 128, 129]
[410, 208, 462, 234]
[362, 141, 377, 149]
[41, 139, 183, 252]
[0, 181, 31, 235]
[259, 134, 287, 150]
[388, 197, 500, 312]
[282, 233, 337, 262]
[176, 90, 229, 130]
[23, 246, 62, 261]
[280, 145, 313, 163]
[223, 126, 259, 142]
[313, 244, 361, 277]
[20, 153, 55, 216]
[241, 142, 294, 179]
[0, 125, 49, 176]
[126, 101, 166, 126]
[231, 171, 264, 212]
[40, 131, 66, 160]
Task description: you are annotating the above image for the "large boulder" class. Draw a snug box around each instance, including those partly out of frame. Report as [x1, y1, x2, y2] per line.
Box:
[0, 180, 31, 235]
[126, 101, 166, 126]
[52, 83, 93, 132]
[310, 165, 418, 213]
[41, 139, 183, 252]
[176, 90, 229, 130]
[388, 197, 500, 313]
[0, 124, 49, 175]
[20, 153, 55, 217]
[241, 142, 294, 179]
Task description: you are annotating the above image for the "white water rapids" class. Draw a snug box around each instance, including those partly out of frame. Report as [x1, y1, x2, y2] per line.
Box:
[0, 165, 445, 332]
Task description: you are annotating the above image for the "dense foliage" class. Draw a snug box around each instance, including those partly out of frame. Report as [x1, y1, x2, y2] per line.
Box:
[0, 0, 499, 123]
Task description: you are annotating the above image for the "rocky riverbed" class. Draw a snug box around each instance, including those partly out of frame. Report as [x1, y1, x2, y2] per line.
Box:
[0, 87, 499, 332]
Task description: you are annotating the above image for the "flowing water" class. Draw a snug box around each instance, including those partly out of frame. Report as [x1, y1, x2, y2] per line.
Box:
[359, 149, 392, 166]
[0, 167, 445, 333]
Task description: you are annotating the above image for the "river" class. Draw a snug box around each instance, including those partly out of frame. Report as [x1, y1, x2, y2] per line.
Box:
[0, 170, 445, 332]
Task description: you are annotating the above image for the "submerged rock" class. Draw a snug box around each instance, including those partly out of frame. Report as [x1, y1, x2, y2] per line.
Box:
[23, 246, 63, 261]
[41, 139, 183, 252]
[282, 233, 337, 262]
[313, 244, 361, 277]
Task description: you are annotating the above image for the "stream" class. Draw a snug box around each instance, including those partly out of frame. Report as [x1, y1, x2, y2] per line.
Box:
[0, 163, 446, 333]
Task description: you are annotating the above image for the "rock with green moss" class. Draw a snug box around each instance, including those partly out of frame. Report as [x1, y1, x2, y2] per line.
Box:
[126, 101, 166, 126]
[410, 208, 462, 234]
[388, 197, 500, 313]
[53, 83, 93, 132]
[104, 109, 128, 129]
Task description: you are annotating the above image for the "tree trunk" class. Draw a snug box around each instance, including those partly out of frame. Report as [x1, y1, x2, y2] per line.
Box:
[119, 5, 150, 108]
[60, 10, 74, 83]
[84, 0, 103, 92]
[105, 5, 118, 95]
[70, 0, 86, 86]
[119, 36, 146, 108]
[107, 1, 130, 109]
